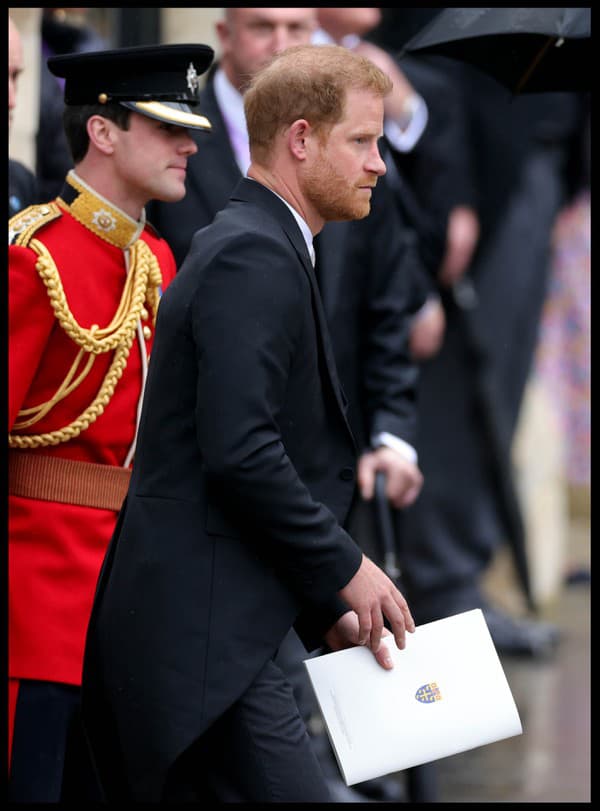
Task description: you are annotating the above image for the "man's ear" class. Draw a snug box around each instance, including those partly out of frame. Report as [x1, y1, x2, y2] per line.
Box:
[86, 115, 116, 155]
[288, 119, 311, 160]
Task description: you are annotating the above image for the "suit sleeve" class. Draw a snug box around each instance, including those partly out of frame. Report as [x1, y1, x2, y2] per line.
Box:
[294, 594, 351, 652]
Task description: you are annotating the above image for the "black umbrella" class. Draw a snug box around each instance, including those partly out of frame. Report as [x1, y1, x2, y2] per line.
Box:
[373, 471, 401, 581]
[450, 278, 537, 613]
[400, 7, 591, 93]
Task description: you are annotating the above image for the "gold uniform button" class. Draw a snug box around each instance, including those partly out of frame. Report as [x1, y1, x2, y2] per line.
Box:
[141, 307, 149, 321]
[143, 325, 152, 340]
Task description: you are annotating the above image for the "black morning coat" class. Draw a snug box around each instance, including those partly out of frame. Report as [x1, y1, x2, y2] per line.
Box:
[81, 178, 365, 801]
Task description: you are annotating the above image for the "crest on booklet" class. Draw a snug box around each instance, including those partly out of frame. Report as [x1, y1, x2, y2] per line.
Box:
[415, 682, 442, 704]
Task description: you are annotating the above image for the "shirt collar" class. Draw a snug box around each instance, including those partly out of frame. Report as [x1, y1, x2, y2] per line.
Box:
[276, 193, 315, 267]
[312, 28, 361, 49]
[246, 179, 315, 267]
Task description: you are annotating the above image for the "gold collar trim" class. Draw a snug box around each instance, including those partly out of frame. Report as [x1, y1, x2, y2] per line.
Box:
[57, 170, 146, 250]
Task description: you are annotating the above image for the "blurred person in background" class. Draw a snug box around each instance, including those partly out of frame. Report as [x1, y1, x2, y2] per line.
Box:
[9, 13, 40, 216]
[314, 6, 452, 365]
[370, 8, 578, 656]
[37, 8, 108, 201]
[533, 94, 590, 585]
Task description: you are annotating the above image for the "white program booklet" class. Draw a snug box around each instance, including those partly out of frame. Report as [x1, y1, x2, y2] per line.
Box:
[304, 608, 523, 786]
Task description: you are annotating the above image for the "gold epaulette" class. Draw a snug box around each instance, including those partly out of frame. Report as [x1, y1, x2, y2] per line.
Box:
[9, 202, 62, 247]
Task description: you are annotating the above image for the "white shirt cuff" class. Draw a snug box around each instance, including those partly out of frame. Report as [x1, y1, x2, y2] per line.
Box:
[384, 94, 428, 153]
[371, 432, 418, 465]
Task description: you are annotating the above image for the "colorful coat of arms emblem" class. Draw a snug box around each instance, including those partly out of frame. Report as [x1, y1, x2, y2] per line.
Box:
[415, 682, 442, 703]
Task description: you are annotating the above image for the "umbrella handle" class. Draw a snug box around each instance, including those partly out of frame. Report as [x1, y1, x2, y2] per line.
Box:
[374, 471, 401, 581]
[515, 35, 556, 93]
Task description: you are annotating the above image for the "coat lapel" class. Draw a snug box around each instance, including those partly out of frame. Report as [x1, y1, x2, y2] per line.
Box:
[231, 179, 355, 447]
[280, 214, 356, 447]
[307, 261, 355, 445]
[313, 222, 348, 320]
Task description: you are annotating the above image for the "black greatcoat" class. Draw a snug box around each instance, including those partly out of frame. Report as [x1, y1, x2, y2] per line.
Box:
[81, 178, 363, 801]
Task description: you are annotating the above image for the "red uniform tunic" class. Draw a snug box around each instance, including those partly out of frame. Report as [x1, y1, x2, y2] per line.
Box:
[8, 175, 177, 754]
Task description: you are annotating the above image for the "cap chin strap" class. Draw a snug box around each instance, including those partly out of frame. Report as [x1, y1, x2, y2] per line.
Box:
[122, 100, 212, 131]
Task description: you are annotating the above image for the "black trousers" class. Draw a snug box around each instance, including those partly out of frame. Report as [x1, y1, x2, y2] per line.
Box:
[162, 657, 333, 803]
[8, 680, 103, 803]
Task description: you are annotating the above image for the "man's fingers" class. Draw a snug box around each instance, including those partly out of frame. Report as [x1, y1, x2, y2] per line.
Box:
[373, 638, 394, 670]
[357, 456, 376, 501]
[356, 607, 372, 647]
[382, 594, 415, 650]
[398, 487, 419, 509]
[339, 554, 415, 654]
[404, 603, 416, 633]
[369, 607, 384, 654]
[387, 468, 424, 509]
[390, 587, 416, 633]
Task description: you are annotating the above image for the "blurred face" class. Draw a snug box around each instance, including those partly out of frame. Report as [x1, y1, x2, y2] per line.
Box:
[317, 8, 382, 40]
[9, 17, 24, 130]
[217, 8, 317, 91]
[107, 113, 198, 215]
[301, 88, 387, 222]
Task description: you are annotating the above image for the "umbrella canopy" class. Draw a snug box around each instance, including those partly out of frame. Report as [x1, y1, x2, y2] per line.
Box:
[400, 7, 591, 93]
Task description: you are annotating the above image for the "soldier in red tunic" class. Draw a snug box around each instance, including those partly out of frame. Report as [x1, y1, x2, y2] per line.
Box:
[8, 43, 214, 802]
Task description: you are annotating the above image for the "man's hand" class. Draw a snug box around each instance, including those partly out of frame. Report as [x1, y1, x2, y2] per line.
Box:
[357, 446, 423, 509]
[324, 609, 394, 670]
[410, 296, 446, 360]
[338, 554, 415, 656]
[438, 205, 480, 287]
[352, 40, 417, 126]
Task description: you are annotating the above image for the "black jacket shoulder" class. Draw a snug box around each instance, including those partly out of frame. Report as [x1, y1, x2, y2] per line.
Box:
[9, 158, 41, 217]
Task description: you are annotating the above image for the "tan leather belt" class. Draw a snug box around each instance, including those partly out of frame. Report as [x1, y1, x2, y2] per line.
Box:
[8, 450, 131, 512]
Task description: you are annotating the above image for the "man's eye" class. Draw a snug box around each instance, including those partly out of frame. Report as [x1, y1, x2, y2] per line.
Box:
[250, 22, 272, 34]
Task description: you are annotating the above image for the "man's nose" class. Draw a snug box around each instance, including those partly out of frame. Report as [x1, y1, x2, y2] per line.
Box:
[9, 80, 17, 111]
[272, 26, 296, 54]
[367, 145, 387, 176]
[180, 133, 198, 156]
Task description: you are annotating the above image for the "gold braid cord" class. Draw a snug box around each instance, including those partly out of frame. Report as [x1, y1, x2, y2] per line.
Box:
[9, 238, 163, 449]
